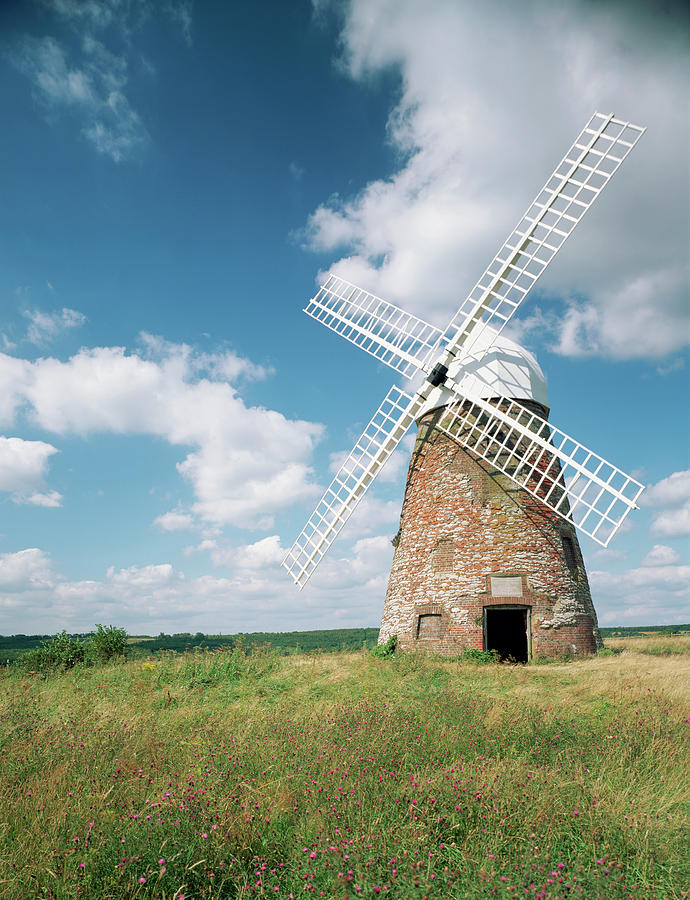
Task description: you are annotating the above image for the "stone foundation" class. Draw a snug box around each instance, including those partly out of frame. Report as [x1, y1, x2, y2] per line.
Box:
[379, 402, 602, 659]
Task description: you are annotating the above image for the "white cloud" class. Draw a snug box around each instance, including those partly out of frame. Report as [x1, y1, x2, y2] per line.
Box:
[651, 505, 690, 539]
[138, 333, 272, 383]
[24, 489, 63, 508]
[552, 266, 689, 359]
[307, 0, 689, 360]
[231, 535, 285, 570]
[44, 0, 194, 41]
[591, 562, 690, 625]
[153, 511, 194, 532]
[0, 338, 323, 530]
[643, 469, 690, 538]
[656, 357, 685, 377]
[642, 544, 682, 567]
[0, 539, 392, 634]
[589, 547, 627, 564]
[289, 161, 305, 181]
[643, 469, 690, 507]
[0, 549, 55, 593]
[0, 436, 61, 505]
[24, 307, 86, 344]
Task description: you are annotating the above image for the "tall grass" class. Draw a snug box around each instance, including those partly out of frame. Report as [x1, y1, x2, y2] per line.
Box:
[0, 637, 687, 898]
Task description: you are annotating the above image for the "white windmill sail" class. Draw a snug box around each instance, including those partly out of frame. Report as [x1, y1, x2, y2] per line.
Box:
[306, 113, 645, 380]
[304, 274, 443, 378]
[435, 383, 645, 546]
[283, 386, 425, 589]
[283, 112, 645, 588]
[436, 113, 646, 365]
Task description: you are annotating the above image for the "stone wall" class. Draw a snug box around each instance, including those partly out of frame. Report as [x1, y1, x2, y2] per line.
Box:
[379, 402, 602, 658]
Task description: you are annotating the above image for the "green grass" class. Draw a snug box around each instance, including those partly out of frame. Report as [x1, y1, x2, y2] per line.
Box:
[1, 639, 688, 898]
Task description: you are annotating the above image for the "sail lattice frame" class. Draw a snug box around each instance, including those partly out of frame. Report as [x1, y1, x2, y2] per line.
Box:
[304, 274, 443, 378]
[283, 385, 424, 589]
[436, 113, 646, 364]
[435, 389, 645, 546]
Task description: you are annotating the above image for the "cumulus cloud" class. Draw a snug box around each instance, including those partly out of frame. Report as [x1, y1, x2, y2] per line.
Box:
[0, 539, 392, 633]
[643, 469, 690, 538]
[642, 544, 682, 567]
[307, 0, 689, 360]
[0, 548, 55, 593]
[0, 436, 61, 505]
[591, 562, 690, 625]
[139, 333, 272, 383]
[230, 535, 285, 570]
[0, 338, 322, 529]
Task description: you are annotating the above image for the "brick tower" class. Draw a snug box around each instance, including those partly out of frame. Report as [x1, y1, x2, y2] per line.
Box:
[378, 336, 602, 661]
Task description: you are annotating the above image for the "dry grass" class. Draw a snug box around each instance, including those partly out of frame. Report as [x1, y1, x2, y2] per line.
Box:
[604, 632, 690, 657]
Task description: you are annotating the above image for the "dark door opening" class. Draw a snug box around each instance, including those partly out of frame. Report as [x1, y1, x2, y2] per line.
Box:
[485, 607, 529, 663]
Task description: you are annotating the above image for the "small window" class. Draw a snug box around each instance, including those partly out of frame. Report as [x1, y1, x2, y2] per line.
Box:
[562, 533, 578, 569]
[417, 614, 442, 641]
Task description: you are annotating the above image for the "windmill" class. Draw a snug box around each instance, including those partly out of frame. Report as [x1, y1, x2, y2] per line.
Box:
[283, 112, 646, 659]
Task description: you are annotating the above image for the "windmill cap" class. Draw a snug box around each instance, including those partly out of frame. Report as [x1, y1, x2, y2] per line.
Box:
[420, 325, 548, 417]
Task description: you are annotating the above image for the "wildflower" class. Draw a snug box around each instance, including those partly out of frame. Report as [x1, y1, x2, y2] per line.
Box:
[139, 876, 146, 884]
[159, 858, 165, 865]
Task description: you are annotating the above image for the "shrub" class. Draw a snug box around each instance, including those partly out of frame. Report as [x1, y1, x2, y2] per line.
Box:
[87, 624, 128, 664]
[19, 630, 86, 672]
[371, 634, 397, 658]
[18, 625, 128, 673]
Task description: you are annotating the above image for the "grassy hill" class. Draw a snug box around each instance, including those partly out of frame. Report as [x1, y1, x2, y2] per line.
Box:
[0, 634, 688, 898]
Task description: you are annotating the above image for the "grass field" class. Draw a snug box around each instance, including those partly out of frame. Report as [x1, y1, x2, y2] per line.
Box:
[1, 635, 688, 899]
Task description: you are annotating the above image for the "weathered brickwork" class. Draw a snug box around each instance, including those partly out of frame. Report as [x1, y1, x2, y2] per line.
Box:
[379, 402, 602, 659]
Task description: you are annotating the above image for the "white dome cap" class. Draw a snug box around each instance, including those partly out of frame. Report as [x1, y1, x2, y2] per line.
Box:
[420, 325, 548, 417]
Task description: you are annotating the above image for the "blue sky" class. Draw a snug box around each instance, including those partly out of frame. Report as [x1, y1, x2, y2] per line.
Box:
[0, 0, 688, 635]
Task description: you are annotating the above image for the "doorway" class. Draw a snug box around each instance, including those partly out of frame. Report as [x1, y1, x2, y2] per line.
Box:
[484, 606, 530, 662]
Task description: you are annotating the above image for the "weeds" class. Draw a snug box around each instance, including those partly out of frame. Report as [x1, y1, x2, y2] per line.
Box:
[0, 636, 687, 898]
[370, 634, 397, 658]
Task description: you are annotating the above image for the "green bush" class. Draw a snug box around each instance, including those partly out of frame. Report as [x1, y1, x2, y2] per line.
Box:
[18, 625, 128, 673]
[371, 634, 397, 658]
[19, 630, 86, 672]
[87, 624, 128, 664]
